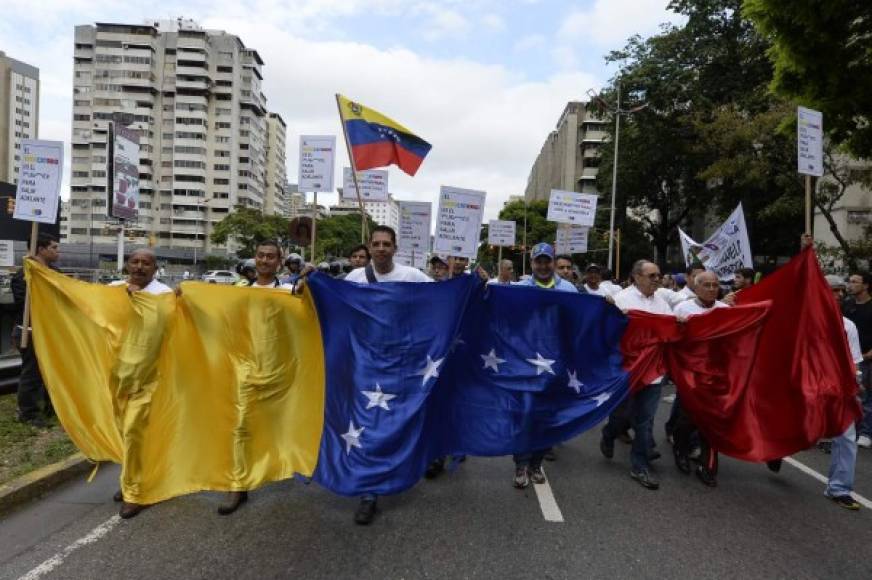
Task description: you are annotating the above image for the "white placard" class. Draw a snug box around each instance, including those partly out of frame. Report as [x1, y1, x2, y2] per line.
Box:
[342, 167, 389, 202]
[488, 219, 516, 247]
[13, 139, 63, 224]
[434, 186, 486, 260]
[298, 135, 336, 192]
[0, 240, 14, 267]
[678, 203, 753, 281]
[797, 106, 823, 177]
[111, 123, 140, 220]
[398, 201, 432, 252]
[394, 250, 427, 270]
[555, 224, 589, 254]
[547, 189, 598, 226]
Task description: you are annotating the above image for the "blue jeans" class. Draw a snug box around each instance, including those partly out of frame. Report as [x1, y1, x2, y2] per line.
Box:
[858, 361, 872, 437]
[629, 384, 663, 472]
[826, 424, 857, 497]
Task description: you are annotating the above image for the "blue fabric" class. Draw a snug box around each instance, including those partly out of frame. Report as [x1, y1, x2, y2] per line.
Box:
[515, 276, 578, 293]
[826, 423, 857, 497]
[344, 119, 432, 158]
[308, 273, 629, 496]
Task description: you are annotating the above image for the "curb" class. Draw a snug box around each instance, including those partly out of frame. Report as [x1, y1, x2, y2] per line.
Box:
[0, 453, 91, 517]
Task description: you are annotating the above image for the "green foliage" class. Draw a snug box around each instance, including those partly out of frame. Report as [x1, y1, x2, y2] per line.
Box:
[314, 212, 378, 261]
[203, 255, 233, 270]
[209, 206, 290, 259]
[743, 0, 872, 157]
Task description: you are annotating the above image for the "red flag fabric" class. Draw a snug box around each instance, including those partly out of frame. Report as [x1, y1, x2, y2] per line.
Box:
[621, 312, 681, 393]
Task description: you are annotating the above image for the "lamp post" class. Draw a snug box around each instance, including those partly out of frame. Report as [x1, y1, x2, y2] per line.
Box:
[587, 83, 647, 271]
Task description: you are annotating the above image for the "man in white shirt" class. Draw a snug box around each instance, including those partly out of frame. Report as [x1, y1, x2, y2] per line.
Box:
[583, 264, 609, 296]
[110, 249, 173, 295]
[488, 259, 515, 285]
[658, 263, 705, 308]
[598, 268, 622, 297]
[601, 259, 673, 490]
[345, 226, 432, 284]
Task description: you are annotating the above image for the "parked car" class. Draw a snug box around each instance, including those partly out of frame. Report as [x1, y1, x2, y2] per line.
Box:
[202, 270, 239, 285]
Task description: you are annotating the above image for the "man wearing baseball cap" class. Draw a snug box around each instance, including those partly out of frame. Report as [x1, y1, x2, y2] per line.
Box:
[515, 243, 578, 293]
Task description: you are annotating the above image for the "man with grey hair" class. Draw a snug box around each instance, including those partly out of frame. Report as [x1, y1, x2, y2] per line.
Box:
[601, 259, 673, 490]
[110, 249, 172, 295]
[488, 259, 515, 285]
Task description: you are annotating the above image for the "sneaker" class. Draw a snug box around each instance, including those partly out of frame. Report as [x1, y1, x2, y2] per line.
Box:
[529, 466, 546, 485]
[543, 449, 557, 462]
[817, 440, 833, 454]
[858, 435, 872, 449]
[829, 495, 861, 511]
[673, 451, 691, 474]
[766, 459, 782, 473]
[513, 467, 530, 489]
[696, 466, 717, 487]
[630, 469, 660, 490]
[689, 446, 702, 460]
[600, 436, 614, 459]
[354, 497, 378, 525]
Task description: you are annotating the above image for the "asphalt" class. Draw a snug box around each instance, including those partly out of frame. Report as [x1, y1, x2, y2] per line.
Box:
[2, 390, 871, 580]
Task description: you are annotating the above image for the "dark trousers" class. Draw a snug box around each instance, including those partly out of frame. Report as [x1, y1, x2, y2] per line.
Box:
[674, 406, 718, 475]
[603, 384, 662, 472]
[514, 450, 547, 469]
[17, 343, 52, 421]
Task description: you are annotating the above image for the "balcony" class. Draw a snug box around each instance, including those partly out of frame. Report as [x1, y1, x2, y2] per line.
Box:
[582, 131, 608, 143]
[175, 77, 210, 91]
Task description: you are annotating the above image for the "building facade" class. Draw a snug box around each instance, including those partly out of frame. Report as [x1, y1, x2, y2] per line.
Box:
[68, 19, 284, 256]
[0, 51, 40, 185]
[524, 101, 607, 202]
[813, 155, 872, 265]
[264, 112, 287, 217]
[331, 192, 400, 231]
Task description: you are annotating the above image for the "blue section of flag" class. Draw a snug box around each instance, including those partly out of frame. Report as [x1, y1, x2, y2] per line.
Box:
[308, 274, 629, 497]
[344, 118, 433, 158]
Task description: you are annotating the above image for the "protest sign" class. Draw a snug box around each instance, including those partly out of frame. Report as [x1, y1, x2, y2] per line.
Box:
[341, 167, 388, 201]
[434, 186, 486, 259]
[398, 201, 431, 253]
[298, 135, 336, 192]
[555, 224, 589, 254]
[547, 189, 597, 227]
[12, 139, 63, 224]
[488, 220, 516, 246]
[797, 106, 823, 177]
[0, 240, 13, 267]
[678, 203, 753, 281]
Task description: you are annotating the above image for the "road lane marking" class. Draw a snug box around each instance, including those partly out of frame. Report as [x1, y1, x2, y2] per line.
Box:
[783, 457, 872, 510]
[534, 467, 564, 522]
[18, 515, 121, 580]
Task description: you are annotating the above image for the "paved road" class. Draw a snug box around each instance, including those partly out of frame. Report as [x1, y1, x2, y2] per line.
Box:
[2, 390, 871, 580]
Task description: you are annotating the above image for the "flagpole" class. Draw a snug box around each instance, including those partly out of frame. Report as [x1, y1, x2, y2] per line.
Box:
[335, 94, 370, 244]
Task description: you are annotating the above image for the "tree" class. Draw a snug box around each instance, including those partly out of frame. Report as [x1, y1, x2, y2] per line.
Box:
[313, 213, 377, 261]
[743, 0, 872, 157]
[209, 206, 290, 258]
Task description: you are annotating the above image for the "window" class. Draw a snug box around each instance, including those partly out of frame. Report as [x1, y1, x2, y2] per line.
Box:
[213, 164, 230, 171]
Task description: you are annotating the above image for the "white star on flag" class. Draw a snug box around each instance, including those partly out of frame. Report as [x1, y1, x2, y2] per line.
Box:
[567, 370, 583, 394]
[526, 352, 556, 375]
[593, 392, 611, 407]
[481, 349, 506, 373]
[417, 355, 444, 386]
[361, 384, 397, 411]
[340, 420, 364, 454]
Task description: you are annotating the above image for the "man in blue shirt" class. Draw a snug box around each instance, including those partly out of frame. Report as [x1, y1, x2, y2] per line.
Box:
[510, 243, 576, 487]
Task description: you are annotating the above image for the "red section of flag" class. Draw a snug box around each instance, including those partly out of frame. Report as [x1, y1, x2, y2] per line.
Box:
[351, 141, 426, 176]
[621, 248, 860, 462]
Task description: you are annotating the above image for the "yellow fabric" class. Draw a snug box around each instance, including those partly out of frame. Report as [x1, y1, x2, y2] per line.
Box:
[27, 261, 325, 505]
[338, 93, 420, 136]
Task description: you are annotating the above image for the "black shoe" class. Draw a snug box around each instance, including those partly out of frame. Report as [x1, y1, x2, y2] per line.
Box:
[529, 466, 546, 485]
[600, 436, 614, 459]
[817, 440, 833, 454]
[674, 452, 691, 474]
[424, 458, 445, 479]
[766, 459, 782, 473]
[695, 466, 717, 487]
[630, 469, 660, 490]
[513, 467, 530, 489]
[217, 491, 248, 515]
[354, 497, 378, 525]
[618, 432, 633, 444]
[543, 449, 557, 462]
[828, 494, 860, 510]
[119, 501, 146, 519]
[113, 489, 123, 502]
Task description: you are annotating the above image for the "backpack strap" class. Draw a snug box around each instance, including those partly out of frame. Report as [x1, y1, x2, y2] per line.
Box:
[364, 264, 378, 284]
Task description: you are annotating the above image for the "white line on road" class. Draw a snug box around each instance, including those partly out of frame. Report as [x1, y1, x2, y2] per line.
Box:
[534, 467, 564, 523]
[18, 515, 121, 580]
[783, 457, 872, 510]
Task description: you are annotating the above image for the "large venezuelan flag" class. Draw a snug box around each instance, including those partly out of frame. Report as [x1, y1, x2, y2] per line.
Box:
[338, 94, 432, 176]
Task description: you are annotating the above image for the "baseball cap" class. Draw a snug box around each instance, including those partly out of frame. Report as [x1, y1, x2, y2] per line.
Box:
[531, 243, 555, 260]
[825, 274, 846, 289]
[585, 263, 602, 273]
[429, 254, 447, 266]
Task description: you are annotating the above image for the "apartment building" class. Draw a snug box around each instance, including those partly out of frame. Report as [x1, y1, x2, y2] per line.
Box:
[0, 51, 39, 184]
[331, 192, 400, 231]
[524, 101, 608, 202]
[264, 112, 287, 217]
[68, 18, 283, 254]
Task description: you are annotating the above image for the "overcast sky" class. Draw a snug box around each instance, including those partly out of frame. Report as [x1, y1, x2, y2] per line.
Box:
[1, 0, 682, 218]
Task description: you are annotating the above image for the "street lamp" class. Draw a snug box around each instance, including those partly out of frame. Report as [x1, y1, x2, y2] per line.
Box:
[586, 84, 648, 271]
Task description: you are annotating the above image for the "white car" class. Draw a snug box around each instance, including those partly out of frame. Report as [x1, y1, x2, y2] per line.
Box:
[202, 270, 239, 285]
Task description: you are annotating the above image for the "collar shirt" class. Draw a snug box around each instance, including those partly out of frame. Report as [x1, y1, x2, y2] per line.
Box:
[615, 285, 674, 316]
[344, 263, 433, 283]
[585, 284, 609, 297]
[673, 298, 728, 318]
[251, 278, 295, 290]
[515, 275, 579, 293]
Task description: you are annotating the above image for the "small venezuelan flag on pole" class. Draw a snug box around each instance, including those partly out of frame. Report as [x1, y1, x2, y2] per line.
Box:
[336, 94, 432, 176]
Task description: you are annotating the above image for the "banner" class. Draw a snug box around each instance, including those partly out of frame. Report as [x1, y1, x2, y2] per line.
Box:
[797, 106, 823, 177]
[110, 124, 140, 220]
[341, 167, 389, 202]
[394, 250, 426, 270]
[433, 186, 486, 259]
[398, 200, 431, 254]
[546, 189, 597, 227]
[0, 239, 13, 267]
[487, 220, 516, 247]
[678, 203, 753, 281]
[298, 135, 336, 192]
[12, 139, 63, 224]
[555, 224, 589, 254]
